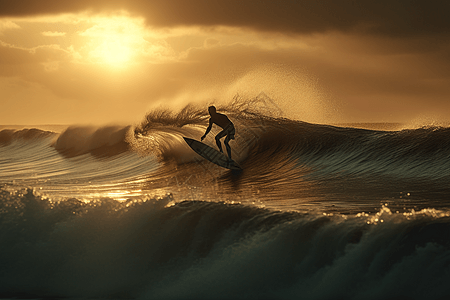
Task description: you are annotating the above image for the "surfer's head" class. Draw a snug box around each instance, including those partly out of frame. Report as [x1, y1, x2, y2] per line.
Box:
[208, 106, 217, 115]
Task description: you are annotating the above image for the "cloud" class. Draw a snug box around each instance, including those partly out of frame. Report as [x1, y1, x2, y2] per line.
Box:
[42, 31, 66, 36]
[204, 38, 220, 48]
[1, 0, 449, 37]
[1, 3, 450, 125]
[1, 20, 449, 123]
[0, 19, 20, 32]
[0, 41, 73, 66]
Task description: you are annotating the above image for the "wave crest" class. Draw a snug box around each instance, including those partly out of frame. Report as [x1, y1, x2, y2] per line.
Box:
[135, 93, 284, 134]
[52, 125, 133, 158]
[0, 128, 55, 146]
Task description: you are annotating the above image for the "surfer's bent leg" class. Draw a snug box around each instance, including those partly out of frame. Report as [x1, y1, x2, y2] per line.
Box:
[215, 131, 226, 153]
[224, 135, 232, 159]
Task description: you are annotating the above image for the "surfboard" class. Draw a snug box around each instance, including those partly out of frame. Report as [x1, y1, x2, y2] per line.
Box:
[183, 137, 242, 170]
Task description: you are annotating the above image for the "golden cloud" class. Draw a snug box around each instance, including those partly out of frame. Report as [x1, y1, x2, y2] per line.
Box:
[42, 31, 66, 36]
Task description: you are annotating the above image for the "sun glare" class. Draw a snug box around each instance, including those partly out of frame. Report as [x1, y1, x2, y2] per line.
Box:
[79, 14, 151, 67]
[1, 12, 176, 69]
[90, 39, 133, 65]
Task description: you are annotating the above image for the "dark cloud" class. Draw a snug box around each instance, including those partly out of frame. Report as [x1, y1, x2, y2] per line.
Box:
[1, 0, 450, 37]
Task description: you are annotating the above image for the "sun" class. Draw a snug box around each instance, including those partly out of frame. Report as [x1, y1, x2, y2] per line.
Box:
[90, 39, 133, 66]
[79, 14, 147, 67]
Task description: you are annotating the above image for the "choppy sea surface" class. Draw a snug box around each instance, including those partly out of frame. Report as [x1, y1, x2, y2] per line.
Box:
[1, 104, 450, 300]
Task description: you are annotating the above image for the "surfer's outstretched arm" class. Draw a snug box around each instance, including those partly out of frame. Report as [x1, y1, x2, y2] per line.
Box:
[201, 120, 213, 141]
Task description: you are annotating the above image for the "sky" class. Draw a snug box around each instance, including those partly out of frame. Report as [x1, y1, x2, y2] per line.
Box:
[1, 0, 449, 125]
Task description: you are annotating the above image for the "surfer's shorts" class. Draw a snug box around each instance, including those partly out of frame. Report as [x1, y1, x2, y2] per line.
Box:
[218, 123, 235, 140]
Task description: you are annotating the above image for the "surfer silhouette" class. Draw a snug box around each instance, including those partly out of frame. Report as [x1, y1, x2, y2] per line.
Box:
[201, 106, 235, 159]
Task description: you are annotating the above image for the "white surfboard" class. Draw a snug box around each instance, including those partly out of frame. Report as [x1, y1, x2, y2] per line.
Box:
[183, 137, 242, 170]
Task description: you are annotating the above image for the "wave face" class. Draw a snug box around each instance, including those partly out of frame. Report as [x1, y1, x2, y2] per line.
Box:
[1, 100, 450, 299]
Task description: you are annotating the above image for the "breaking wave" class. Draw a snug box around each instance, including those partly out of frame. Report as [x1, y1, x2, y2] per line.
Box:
[0, 189, 449, 300]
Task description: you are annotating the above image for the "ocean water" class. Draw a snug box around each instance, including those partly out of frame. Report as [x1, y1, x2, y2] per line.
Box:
[1, 103, 450, 300]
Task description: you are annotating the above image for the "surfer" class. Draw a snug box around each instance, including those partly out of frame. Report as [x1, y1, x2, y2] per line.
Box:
[201, 106, 235, 159]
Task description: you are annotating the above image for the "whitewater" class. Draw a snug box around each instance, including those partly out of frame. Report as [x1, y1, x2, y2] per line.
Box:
[1, 99, 450, 300]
